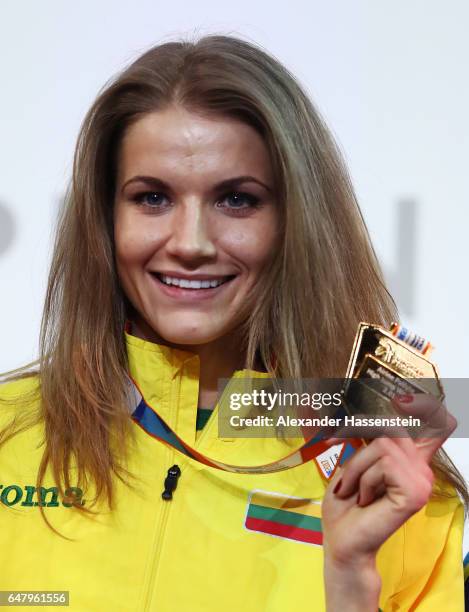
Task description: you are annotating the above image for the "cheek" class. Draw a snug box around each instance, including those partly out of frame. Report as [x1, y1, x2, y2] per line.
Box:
[114, 209, 157, 267]
[219, 215, 279, 271]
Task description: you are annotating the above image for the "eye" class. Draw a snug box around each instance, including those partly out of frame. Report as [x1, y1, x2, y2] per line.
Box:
[135, 192, 168, 207]
[217, 191, 261, 214]
[133, 191, 170, 209]
[130, 190, 262, 214]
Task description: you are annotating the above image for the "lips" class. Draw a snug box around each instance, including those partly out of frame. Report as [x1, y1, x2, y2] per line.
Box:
[154, 272, 235, 289]
[148, 272, 237, 299]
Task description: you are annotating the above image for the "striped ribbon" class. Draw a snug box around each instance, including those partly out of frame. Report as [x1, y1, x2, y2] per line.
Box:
[390, 322, 433, 356]
[127, 374, 361, 479]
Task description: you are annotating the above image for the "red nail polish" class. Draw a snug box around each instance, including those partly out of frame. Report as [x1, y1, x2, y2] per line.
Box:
[332, 478, 342, 494]
[394, 394, 413, 403]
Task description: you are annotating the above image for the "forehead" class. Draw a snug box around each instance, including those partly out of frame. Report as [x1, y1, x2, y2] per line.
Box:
[116, 106, 273, 184]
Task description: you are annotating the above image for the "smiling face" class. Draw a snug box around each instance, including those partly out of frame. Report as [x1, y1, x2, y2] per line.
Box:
[113, 105, 280, 348]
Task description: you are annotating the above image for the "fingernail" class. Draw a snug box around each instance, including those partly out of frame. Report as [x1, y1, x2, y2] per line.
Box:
[332, 478, 342, 494]
[394, 394, 413, 404]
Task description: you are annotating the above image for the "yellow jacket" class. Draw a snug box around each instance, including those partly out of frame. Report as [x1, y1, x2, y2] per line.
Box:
[0, 330, 464, 611]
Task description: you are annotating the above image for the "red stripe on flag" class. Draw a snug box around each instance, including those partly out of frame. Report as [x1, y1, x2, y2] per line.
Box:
[245, 516, 323, 545]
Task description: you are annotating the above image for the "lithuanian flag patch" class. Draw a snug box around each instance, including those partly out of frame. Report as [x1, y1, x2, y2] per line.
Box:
[244, 490, 322, 546]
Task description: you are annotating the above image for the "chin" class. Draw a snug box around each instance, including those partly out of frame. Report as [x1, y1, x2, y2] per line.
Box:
[160, 330, 222, 346]
[153, 318, 228, 347]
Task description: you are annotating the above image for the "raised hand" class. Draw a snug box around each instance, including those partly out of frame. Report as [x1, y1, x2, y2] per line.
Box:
[321, 393, 457, 612]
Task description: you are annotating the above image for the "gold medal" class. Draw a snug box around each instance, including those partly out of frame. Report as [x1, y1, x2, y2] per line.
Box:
[341, 322, 444, 438]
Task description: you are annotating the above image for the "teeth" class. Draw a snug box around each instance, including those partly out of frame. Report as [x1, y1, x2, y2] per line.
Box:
[159, 274, 229, 289]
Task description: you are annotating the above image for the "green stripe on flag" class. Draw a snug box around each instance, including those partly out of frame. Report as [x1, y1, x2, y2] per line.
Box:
[247, 503, 322, 532]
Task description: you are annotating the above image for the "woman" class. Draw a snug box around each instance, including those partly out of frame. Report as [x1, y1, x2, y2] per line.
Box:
[0, 35, 466, 611]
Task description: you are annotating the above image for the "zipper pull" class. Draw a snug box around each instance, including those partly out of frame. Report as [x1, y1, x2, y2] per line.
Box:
[162, 464, 181, 500]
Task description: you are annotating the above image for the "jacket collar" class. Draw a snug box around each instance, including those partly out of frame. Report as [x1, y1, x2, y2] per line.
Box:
[124, 322, 270, 449]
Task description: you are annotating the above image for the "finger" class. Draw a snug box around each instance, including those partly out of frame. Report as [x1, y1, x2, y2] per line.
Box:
[357, 460, 388, 506]
[362, 437, 434, 483]
[325, 393, 457, 464]
[334, 437, 411, 499]
[392, 394, 457, 463]
[357, 454, 434, 508]
[392, 393, 448, 430]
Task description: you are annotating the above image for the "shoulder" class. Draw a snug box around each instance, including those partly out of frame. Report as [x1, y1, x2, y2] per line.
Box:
[0, 374, 40, 398]
[378, 477, 464, 609]
[401, 478, 463, 567]
[0, 375, 46, 482]
[0, 374, 42, 424]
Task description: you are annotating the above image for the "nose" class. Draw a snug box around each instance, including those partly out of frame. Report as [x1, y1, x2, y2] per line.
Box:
[165, 200, 216, 263]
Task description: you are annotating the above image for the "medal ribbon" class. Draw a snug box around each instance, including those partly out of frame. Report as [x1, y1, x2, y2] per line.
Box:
[127, 374, 362, 480]
[390, 322, 433, 355]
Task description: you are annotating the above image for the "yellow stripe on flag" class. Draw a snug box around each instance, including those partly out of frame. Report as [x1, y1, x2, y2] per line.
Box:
[250, 491, 321, 519]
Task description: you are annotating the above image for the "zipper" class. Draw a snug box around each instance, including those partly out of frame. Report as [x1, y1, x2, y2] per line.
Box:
[142, 449, 175, 612]
[162, 464, 181, 500]
[142, 359, 184, 612]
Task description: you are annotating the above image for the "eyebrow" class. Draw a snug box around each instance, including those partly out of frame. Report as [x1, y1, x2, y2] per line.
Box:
[120, 175, 272, 195]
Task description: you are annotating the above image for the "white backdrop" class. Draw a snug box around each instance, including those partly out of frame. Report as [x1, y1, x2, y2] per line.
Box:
[1, 0, 468, 533]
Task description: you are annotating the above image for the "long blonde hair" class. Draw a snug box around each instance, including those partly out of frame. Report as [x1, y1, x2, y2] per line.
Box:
[1, 34, 466, 534]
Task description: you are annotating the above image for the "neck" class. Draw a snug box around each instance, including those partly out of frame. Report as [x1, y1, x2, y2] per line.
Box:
[129, 317, 249, 410]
